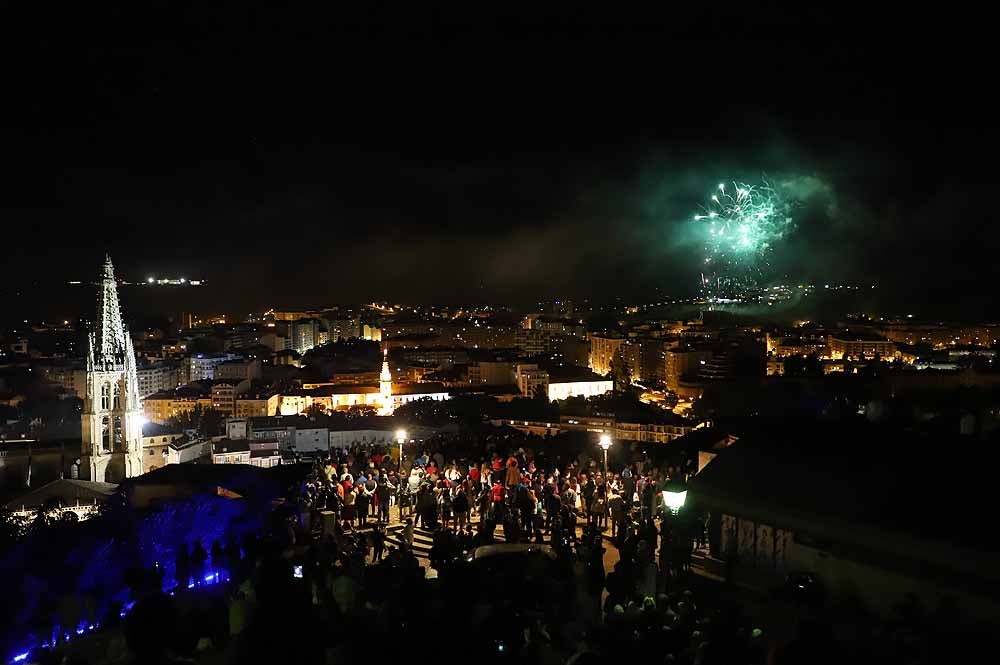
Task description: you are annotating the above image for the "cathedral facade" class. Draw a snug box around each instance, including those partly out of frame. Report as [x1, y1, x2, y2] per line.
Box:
[80, 256, 144, 482]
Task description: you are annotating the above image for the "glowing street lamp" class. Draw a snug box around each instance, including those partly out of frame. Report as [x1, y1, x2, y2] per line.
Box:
[598, 433, 612, 481]
[662, 479, 687, 515]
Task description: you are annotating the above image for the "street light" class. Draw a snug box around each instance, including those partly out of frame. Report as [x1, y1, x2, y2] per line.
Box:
[662, 479, 687, 515]
[395, 429, 407, 521]
[598, 433, 612, 481]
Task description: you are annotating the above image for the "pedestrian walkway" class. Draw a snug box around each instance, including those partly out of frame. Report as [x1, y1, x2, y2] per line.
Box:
[384, 515, 510, 577]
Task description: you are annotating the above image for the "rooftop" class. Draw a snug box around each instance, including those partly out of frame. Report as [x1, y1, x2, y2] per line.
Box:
[393, 381, 448, 395]
[213, 439, 250, 454]
[122, 462, 282, 499]
[691, 423, 1000, 556]
[828, 331, 892, 342]
[546, 365, 607, 383]
[303, 384, 380, 396]
[4, 479, 118, 510]
[142, 422, 184, 437]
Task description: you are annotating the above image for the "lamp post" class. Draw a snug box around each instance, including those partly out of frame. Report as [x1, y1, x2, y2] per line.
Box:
[395, 429, 407, 521]
[598, 433, 613, 482]
[661, 479, 687, 515]
[395, 429, 407, 476]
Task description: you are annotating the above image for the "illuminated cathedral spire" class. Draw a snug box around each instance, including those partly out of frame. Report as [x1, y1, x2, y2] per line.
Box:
[80, 256, 144, 482]
[93, 254, 129, 368]
[379, 347, 394, 415]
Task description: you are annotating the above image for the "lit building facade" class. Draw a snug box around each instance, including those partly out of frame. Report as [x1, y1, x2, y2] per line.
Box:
[215, 358, 262, 381]
[211, 379, 250, 416]
[136, 361, 179, 398]
[828, 334, 895, 360]
[235, 393, 280, 418]
[589, 334, 625, 375]
[143, 391, 213, 424]
[665, 347, 713, 392]
[291, 318, 322, 354]
[468, 360, 515, 385]
[547, 377, 613, 401]
[515, 363, 550, 398]
[183, 353, 239, 382]
[39, 363, 87, 398]
[141, 423, 185, 474]
[275, 354, 449, 417]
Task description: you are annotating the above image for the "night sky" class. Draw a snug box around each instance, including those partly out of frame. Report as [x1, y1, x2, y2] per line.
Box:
[3, 6, 998, 316]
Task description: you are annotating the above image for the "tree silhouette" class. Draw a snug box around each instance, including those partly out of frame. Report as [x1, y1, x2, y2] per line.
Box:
[303, 403, 329, 420]
[166, 405, 225, 437]
[610, 347, 632, 392]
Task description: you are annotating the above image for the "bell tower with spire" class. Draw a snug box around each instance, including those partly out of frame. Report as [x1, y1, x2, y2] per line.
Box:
[80, 256, 144, 482]
[378, 347, 394, 415]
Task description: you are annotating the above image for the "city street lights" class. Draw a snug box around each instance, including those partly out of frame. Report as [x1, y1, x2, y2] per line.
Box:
[662, 479, 688, 515]
[598, 433, 613, 481]
[395, 429, 407, 521]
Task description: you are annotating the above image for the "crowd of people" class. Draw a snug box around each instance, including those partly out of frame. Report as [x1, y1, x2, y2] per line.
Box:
[8, 429, 991, 665]
[300, 433, 699, 544]
[21, 432, 966, 665]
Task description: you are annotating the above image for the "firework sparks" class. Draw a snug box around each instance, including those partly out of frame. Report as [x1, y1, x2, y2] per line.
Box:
[694, 179, 792, 299]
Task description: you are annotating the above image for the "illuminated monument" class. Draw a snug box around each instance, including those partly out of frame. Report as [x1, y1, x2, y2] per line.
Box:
[80, 256, 144, 482]
[378, 347, 394, 415]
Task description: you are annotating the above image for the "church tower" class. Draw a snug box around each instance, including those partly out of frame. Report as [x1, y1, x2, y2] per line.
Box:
[378, 347, 394, 415]
[80, 256, 144, 482]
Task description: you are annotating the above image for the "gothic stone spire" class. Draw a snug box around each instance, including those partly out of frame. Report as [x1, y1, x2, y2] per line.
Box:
[94, 254, 128, 367]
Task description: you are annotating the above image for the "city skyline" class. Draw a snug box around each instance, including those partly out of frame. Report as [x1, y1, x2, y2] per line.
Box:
[4, 7, 1000, 657]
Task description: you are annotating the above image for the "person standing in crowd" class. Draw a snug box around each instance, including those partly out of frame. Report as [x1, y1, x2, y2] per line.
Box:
[190, 540, 208, 586]
[561, 480, 578, 531]
[378, 471, 394, 523]
[397, 517, 412, 556]
[477, 475, 493, 521]
[175, 543, 190, 589]
[356, 477, 372, 527]
[452, 481, 470, 531]
[438, 480, 454, 529]
[581, 473, 596, 517]
[608, 484, 625, 539]
[505, 456, 521, 487]
[343, 482, 357, 530]
[417, 482, 437, 529]
[365, 472, 379, 519]
[371, 523, 386, 562]
[211, 539, 225, 579]
[405, 467, 422, 518]
[622, 465, 635, 510]
[589, 484, 607, 529]
[541, 480, 557, 532]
